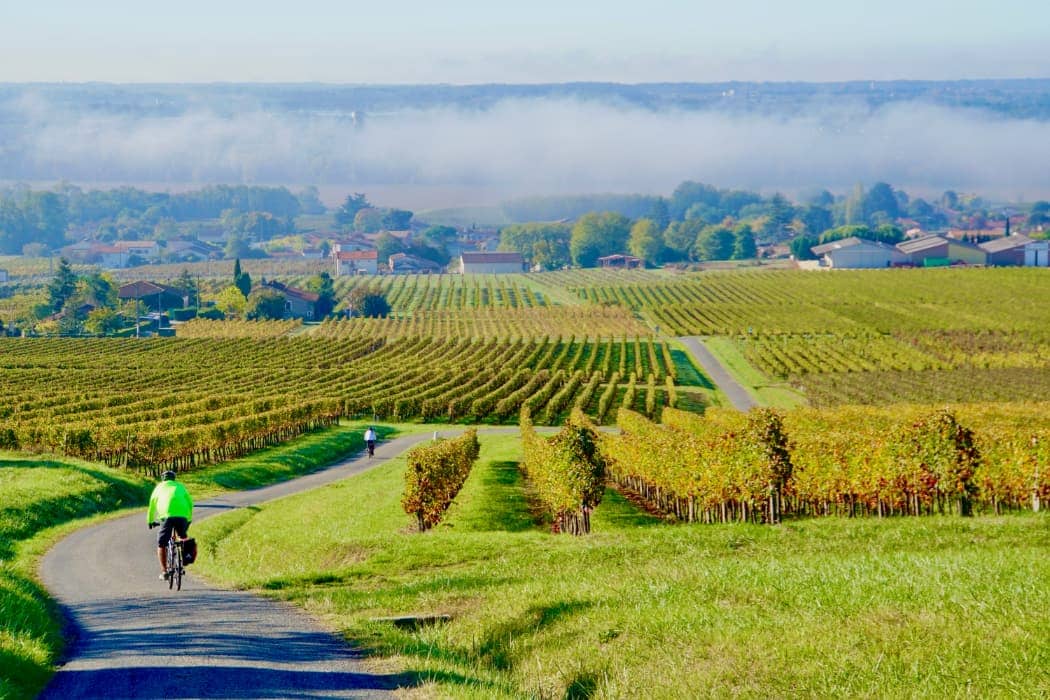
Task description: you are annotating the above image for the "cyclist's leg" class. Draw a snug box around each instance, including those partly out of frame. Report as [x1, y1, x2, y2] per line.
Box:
[157, 518, 173, 575]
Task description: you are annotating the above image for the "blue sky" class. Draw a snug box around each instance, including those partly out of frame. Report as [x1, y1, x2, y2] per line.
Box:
[1, 1, 1046, 83]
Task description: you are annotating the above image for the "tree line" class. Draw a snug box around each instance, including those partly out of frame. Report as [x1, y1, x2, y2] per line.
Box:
[497, 180, 1050, 268]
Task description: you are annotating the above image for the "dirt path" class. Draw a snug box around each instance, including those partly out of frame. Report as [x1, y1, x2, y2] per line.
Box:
[38, 432, 444, 699]
[677, 336, 759, 412]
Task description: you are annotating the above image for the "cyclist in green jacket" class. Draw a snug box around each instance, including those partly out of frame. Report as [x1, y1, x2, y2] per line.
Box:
[147, 471, 193, 580]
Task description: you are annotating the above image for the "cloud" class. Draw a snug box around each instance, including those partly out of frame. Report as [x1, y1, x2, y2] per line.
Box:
[3, 92, 1050, 204]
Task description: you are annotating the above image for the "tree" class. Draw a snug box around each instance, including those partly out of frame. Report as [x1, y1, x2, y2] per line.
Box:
[346, 285, 390, 318]
[844, 184, 866, 225]
[646, 198, 670, 231]
[762, 193, 795, 242]
[375, 232, 405, 262]
[297, 186, 327, 215]
[498, 222, 571, 270]
[421, 225, 457, 248]
[732, 224, 758, 260]
[176, 268, 198, 307]
[0, 199, 28, 255]
[47, 258, 77, 313]
[213, 286, 248, 318]
[382, 208, 413, 230]
[695, 225, 735, 261]
[334, 193, 371, 229]
[233, 259, 252, 298]
[669, 181, 721, 221]
[246, 288, 287, 320]
[84, 307, 122, 336]
[790, 235, 819, 261]
[863, 182, 900, 222]
[26, 191, 69, 251]
[569, 212, 631, 267]
[800, 205, 833, 236]
[306, 272, 336, 318]
[76, 272, 118, 309]
[225, 233, 251, 259]
[663, 219, 705, 260]
[627, 218, 662, 266]
[1028, 201, 1050, 227]
[354, 208, 384, 233]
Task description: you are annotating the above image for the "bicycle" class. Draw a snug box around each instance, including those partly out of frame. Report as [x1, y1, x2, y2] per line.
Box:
[366, 439, 375, 458]
[165, 535, 186, 591]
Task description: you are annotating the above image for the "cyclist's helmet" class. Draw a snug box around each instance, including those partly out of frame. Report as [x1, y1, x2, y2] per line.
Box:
[162, 470, 177, 481]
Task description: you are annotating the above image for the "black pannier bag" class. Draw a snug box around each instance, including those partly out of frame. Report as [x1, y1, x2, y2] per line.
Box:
[182, 538, 197, 565]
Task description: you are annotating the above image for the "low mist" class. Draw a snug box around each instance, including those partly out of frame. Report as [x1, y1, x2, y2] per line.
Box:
[4, 91, 1050, 206]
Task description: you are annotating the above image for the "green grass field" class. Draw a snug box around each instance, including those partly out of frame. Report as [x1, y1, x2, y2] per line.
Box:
[191, 433, 1050, 698]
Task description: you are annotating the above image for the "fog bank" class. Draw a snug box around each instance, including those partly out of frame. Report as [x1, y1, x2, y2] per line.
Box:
[4, 93, 1049, 204]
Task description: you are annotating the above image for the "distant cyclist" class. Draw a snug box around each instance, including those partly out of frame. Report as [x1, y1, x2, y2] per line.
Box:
[364, 426, 377, 458]
[147, 471, 193, 580]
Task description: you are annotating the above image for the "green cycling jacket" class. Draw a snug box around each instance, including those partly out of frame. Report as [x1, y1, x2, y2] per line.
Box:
[147, 480, 193, 523]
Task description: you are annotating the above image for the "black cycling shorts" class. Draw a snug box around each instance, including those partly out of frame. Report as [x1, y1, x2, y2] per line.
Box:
[157, 517, 190, 547]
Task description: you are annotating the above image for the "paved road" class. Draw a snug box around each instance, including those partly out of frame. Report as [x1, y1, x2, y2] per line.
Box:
[39, 431, 445, 699]
[677, 336, 758, 412]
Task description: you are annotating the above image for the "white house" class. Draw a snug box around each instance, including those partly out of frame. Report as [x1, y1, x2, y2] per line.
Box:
[1025, 240, 1050, 267]
[335, 249, 379, 275]
[810, 237, 907, 269]
[459, 252, 525, 274]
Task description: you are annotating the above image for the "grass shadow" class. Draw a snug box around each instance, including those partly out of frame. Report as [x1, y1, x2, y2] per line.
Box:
[447, 460, 537, 533]
[592, 486, 664, 531]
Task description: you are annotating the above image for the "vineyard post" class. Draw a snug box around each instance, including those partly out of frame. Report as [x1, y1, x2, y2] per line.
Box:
[1032, 435, 1041, 513]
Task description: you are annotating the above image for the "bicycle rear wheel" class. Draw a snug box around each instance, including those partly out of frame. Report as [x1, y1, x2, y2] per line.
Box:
[173, 544, 183, 591]
[167, 541, 175, 590]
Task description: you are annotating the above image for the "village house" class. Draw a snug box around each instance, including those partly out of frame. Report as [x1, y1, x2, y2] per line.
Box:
[261, 280, 319, 319]
[459, 252, 525, 274]
[810, 237, 907, 269]
[164, 240, 217, 262]
[335, 249, 379, 275]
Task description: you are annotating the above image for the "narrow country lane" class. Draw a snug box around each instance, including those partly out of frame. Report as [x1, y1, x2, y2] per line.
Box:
[677, 336, 758, 411]
[38, 431, 446, 699]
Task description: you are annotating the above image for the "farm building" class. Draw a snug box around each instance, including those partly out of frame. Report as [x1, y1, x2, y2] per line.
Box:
[896, 235, 986, 266]
[459, 252, 525, 274]
[335, 250, 379, 276]
[810, 237, 907, 269]
[261, 280, 318, 320]
[389, 253, 443, 274]
[598, 254, 644, 269]
[118, 281, 187, 311]
[979, 235, 1035, 266]
[1025, 240, 1050, 267]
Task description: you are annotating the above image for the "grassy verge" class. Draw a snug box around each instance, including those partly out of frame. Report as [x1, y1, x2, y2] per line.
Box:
[666, 341, 723, 409]
[0, 454, 151, 700]
[0, 420, 416, 700]
[191, 433, 1050, 698]
[701, 336, 808, 409]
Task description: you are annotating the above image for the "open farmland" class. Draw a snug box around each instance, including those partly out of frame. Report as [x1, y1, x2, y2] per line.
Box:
[557, 267, 1050, 405]
[0, 333, 696, 473]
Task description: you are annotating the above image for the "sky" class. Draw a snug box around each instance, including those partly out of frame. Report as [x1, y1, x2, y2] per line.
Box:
[2, 1, 1047, 84]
